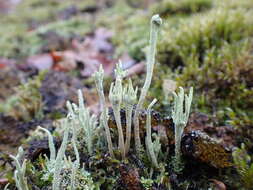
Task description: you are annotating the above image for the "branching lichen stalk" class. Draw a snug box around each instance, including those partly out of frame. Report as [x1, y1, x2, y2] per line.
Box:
[94, 65, 115, 158]
[123, 79, 137, 155]
[10, 147, 29, 190]
[172, 87, 193, 173]
[76, 90, 97, 156]
[109, 63, 127, 159]
[133, 14, 162, 153]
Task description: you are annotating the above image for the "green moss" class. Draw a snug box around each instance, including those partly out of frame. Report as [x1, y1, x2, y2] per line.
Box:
[0, 0, 93, 58]
[175, 40, 253, 111]
[233, 144, 253, 190]
[0, 72, 46, 121]
[151, 0, 212, 17]
[95, 1, 146, 60]
[225, 109, 253, 149]
[112, 14, 149, 61]
[157, 8, 253, 67]
[214, 0, 253, 10]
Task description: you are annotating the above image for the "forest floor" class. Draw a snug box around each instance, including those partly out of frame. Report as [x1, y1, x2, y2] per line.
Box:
[0, 0, 253, 189]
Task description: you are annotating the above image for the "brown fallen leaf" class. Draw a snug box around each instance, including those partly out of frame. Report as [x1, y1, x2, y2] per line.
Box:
[0, 57, 16, 69]
[0, 178, 8, 185]
[52, 50, 77, 72]
[119, 52, 136, 70]
[71, 28, 115, 77]
[209, 179, 226, 190]
[49, 28, 116, 77]
[125, 62, 145, 78]
[27, 54, 54, 71]
[25, 27, 139, 78]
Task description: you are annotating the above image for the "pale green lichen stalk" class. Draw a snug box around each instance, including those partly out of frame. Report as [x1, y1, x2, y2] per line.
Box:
[109, 62, 127, 159]
[52, 119, 70, 190]
[10, 147, 29, 190]
[77, 89, 97, 156]
[93, 65, 115, 158]
[145, 99, 160, 168]
[38, 126, 57, 181]
[172, 87, 193, 173]
[4, 183, 9, 190]
[133, 14, 162, 154]
[66, 101, 80, 164]
[70, 160, 79, 190]
[123, 79, 138, 155]
[38, 126, 56, 163]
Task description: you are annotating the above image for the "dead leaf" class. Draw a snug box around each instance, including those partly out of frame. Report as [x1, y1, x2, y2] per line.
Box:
[0, 0, 21, 14]
[47, 28, 116, 77]
[52, 51, 77, 72]
[0, 178, 8, 185]
[27, 54, 54, 71]
[119, 52, 136, 69]
[209, 179, 226, 190]
[50, 51, 62, 62]
[0, 57, 16, 69]
[125, 62, 145, 78]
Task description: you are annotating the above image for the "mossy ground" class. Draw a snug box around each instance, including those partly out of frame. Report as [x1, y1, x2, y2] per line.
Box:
[0, 0, 253, 189]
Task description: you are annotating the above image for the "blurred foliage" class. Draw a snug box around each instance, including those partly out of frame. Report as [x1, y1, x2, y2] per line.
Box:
[0, 0, 94, 58]
[224, 108, 253, 149]
[233, 144, 253, 190]
[151, 0, 212, 17]
[0, 72, 46, 121]
[157, 9, 253, 67]
[1, 0, 253, 189]
[176, 40, 253, 112]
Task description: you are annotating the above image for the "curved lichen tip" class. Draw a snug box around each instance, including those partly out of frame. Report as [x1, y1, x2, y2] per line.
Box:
[151, 14, 162, 27]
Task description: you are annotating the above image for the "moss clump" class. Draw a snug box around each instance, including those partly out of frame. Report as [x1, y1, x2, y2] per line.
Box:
[112, 14, 149, 61]
[95, 1, 146, 61]
[59, 168, 97, 190]
[151, 0, 212, 17]
[233, 144, 253, 190]
[0, 0, 93, 58]
[176, 40, 253, 112]
[157, 9, 253, 67]
[0, 72, 46, 121]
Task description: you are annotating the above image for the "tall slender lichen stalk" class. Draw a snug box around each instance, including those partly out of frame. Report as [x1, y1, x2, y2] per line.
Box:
[109, 62, 126, 159]
[38, 126, 56, 163]
[94, 65, 115, 158]
[172, 87, 193, 173]
[66, 101, 80, 164]
[52, 119, 70, 190]
[123, 79, 138, 155]
[133, 14, 162, 153]
[10, 147, 29, 190]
